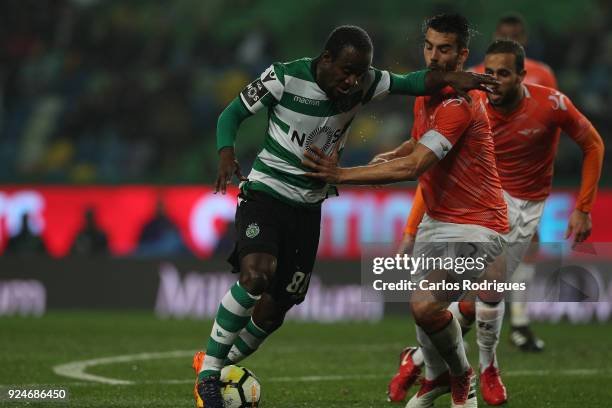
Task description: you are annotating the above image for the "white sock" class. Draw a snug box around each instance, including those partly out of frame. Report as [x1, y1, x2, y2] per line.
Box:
[426, 316, 470, 376]
[412, 303, 473, 367]
[511, 262, 535, 327]
[477, 300, 505, 372]
[416, 325, 448, 380]
[226, 318, 269, 364]
[412, 347, 424, 366]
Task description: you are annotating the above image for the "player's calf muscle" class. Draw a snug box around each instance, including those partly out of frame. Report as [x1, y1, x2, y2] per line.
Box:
[238, 253, 277, 295]
[252, 295, 291, 333]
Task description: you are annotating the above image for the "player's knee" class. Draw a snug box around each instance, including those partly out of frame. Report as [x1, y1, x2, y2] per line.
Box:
[477, 291, 504, 304]
[239, 253, 277, 295]
[411, 302, 437, 325]
[411, 302, 451, 332]
[458, 300, 476, 321]
[252, 295, 291, 333]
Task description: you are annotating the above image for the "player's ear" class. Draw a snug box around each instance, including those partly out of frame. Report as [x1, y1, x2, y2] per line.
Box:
[458, 47, 469, 66]
[518, 69, 527, 83]
[320, 50, 333, 65]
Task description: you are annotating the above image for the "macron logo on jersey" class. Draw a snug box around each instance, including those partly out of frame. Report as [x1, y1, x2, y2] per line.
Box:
[293, 95, 321, 106]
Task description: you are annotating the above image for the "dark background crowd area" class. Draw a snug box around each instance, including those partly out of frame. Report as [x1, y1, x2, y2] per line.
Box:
[0, 0, 609, 186]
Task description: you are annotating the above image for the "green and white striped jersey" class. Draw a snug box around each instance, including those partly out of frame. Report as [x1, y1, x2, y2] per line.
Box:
[238, 57, 392, 206]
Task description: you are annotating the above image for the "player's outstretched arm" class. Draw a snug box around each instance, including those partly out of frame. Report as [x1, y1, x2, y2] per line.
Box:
[369, 139, 416, 164]
[303, 144, 438, 185]
[389, 70, 499, 100]
[310, 92, 469, 185]
[215, 98, 250, 194]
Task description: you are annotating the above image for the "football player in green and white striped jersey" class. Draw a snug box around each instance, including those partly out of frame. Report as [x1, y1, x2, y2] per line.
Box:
[194, 25, 498, 408]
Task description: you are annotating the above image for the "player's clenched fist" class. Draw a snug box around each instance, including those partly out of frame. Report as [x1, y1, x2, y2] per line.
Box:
[215, 147, 246, 194]
[565, 209, 592, 247]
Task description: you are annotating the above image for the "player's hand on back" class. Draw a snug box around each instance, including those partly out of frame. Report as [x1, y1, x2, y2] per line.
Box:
[215, 147, 247, 194]
[303, 145, 342, 184]
[442, 71, 499, 103]
[565, 209, 592, 248]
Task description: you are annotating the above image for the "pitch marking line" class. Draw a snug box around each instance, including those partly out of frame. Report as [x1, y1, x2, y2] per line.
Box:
[53, 350, 194, 385]
[52, 350, 612, 386]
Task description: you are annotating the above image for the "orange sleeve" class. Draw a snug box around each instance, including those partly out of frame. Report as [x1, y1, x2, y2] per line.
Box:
[404, 184, 426, 236]
[572, 125, 604, 213]
[544, 70, 558, 90]
[431, 98, 472, 146]
[539, 66, 558, 90]
[558, 95, 605, 213]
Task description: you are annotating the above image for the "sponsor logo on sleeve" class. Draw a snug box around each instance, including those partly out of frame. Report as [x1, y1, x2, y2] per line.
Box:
[241, 79, 269, 108]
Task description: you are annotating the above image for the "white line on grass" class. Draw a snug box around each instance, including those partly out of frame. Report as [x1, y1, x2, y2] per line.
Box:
[51, 349, 612, 386]
[50, 343, 405, 386]
[53, 350, 195, 385]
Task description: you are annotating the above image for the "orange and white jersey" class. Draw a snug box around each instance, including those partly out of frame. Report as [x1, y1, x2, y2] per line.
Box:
[486, 83, 596, 206]
[412, 88, 509, 234]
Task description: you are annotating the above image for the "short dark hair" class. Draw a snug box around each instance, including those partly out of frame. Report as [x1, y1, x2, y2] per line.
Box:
[324, 25, 373, 59]
[423, 13, 473, 49]
[485, 39, 526, 72]
[497, 12, 527, 30]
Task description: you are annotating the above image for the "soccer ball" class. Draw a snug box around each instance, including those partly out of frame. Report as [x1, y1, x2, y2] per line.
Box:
[219, 365, 261, 408]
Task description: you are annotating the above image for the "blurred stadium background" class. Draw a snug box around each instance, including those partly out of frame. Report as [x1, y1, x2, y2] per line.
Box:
[1, 1, 611, 406]
[0, 0, 610, 185]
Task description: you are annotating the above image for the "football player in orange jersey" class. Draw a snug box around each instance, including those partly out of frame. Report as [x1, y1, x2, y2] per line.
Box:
[471, 14, 558, 351]
[387, 40, 604, 406]
[304, 14, 509, 408]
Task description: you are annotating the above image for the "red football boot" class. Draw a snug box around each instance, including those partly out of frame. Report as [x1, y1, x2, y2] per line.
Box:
[480, 362, 508, 406]
[387, 347, 423, 402]
[405, 371, 450, 408]
[450, 367, 477, 407]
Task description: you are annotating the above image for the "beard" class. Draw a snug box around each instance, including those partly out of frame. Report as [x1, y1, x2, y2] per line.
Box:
[488, 86, 520, 107]
[427, 58, 459, 72]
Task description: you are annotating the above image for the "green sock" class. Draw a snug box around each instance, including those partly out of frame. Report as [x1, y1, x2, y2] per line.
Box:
[225, 318, 269, 365]
[199, 282, 259, 379]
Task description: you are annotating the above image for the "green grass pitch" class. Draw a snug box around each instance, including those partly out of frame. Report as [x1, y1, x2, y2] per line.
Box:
[1, 312, 611, 407]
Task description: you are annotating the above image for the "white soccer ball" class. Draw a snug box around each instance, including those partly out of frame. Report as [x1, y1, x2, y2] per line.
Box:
[219, 365, 261, 408]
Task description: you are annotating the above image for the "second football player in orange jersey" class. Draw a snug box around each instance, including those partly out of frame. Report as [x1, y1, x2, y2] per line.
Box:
[468, 12, 558, 353]
[485, 71, 601, 210]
